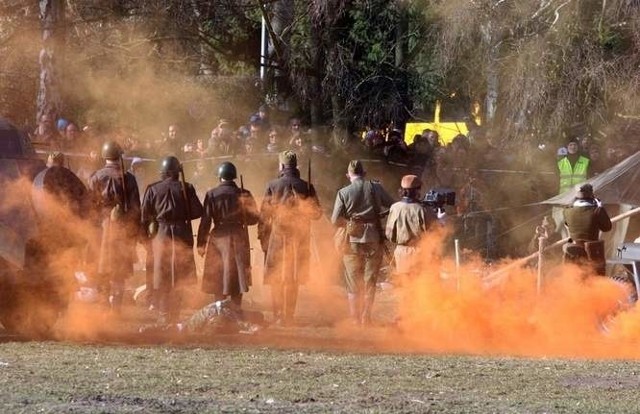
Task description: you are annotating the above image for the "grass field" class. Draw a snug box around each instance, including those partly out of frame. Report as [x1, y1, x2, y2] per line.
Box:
[2, 338, 640, 413]
[4, 256, 640, 413]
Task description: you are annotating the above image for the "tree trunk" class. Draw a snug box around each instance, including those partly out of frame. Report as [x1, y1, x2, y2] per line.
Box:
[191, 0, 215, 80]
[481, 21, 499, 126]
[266, 0, 294, 108]
[37, 0, 65, 123]
[395, 2, 410, 127]
[309, 18, 324, 127]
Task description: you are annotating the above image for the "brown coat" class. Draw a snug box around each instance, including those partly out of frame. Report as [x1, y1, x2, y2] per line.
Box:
[259, 167, 322, 285]
[563, 204, 612, 242]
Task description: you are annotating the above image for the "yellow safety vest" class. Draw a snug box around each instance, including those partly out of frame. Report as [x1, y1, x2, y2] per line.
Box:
[558, 156, 590, 194]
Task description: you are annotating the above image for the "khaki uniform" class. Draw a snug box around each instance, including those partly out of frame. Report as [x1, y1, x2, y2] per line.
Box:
[331, 178, 394, 324]
[385, 199, 436, 276]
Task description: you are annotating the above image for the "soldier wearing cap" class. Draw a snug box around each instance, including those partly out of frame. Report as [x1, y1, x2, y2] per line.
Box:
[258, 150, 322, 326]
[562, 183, 612, 274]
[385, 175, 438, 278]
[331, 159, 394, 326]
[141, 155, 203, 323]
[87, 141, 143, 312]
[196, 162, 260, 310]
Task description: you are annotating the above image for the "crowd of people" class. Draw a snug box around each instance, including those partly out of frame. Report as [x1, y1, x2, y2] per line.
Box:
[26, 105, 638, 333]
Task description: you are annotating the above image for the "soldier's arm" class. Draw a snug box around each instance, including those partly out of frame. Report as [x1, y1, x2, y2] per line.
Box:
[140, 185, 155, 228]
[331, 190, 346, 226]
[242, 190, 260, 226]
[307, 183, 323, 220]
[196, 192, 212, 248]
[384, 204, 397, 243]
[257, 186, 273, 246]
[188, 183, 204, 220]
[374, 182, 395, 216]
[596, 207, 612, 232]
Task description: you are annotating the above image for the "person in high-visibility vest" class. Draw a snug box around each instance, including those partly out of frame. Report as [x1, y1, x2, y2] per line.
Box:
[557, 138, 591, 194]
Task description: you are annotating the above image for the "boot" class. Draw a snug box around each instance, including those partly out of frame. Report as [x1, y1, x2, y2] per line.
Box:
[271, 285, 284, 325]
[108, 293, 123, 315]
[347, 293, 361, 325]
[360, 294, 375, 326]
[283, 284, 298, 326]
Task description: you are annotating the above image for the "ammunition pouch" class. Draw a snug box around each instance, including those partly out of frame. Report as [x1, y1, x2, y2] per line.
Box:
[110, 204, 124, 222]
[346, 217, 366, 238]
[147, 221, 159, 238]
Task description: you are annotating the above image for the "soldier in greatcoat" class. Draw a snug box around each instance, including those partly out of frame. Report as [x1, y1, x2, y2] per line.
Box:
[141, 156, 203, 323]
[258, 150, 322, 326]
[87, 141, 142, 313]
[196, 162, 259, 309]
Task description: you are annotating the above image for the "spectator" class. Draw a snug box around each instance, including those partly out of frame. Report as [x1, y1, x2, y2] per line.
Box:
[266, 127, 282, 153]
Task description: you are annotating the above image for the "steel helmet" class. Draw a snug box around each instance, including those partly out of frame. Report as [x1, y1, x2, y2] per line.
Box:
[101, 141, 123, 160]
[160, 155, 181, 174]
[217, 161, 237, 180]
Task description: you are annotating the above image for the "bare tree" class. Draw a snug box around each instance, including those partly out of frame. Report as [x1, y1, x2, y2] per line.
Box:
[37, 0, 65, 123]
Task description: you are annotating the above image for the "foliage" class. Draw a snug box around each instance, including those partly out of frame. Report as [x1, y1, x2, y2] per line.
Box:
[429, 0, 640, 146]
[3, 0, 640, 145]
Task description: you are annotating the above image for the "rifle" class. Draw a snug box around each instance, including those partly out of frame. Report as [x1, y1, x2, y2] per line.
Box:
[239, 174, 247, 231]
[120, 155, 128, 213]
[179, 164, 192, 229]
[307, 157, 311, 194]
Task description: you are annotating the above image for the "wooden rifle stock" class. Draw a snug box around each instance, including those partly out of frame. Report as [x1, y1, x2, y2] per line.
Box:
[120, 155, 128, 213]
[179, 165, 192, 227]
[240, 174, 247, 230]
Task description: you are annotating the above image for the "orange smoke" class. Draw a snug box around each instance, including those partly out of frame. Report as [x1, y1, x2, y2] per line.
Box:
[390, 229, 638, 359]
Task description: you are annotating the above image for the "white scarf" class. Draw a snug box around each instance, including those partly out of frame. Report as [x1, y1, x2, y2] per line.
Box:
[573, 199, 596, 207]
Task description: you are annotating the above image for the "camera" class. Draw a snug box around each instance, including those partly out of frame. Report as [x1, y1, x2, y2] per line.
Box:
[422, 188, 456, 209]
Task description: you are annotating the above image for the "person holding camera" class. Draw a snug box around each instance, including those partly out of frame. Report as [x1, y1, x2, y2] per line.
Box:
[385, 175, 439, 279]
[562, 183, 612, 274]
[331, 160, 395, 326]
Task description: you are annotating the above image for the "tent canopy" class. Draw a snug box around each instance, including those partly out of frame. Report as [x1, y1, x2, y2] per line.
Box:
[540, 151, 640, 207]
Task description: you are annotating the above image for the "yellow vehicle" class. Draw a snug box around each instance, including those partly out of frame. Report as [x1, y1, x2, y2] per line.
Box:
[404, 98, 481, 146]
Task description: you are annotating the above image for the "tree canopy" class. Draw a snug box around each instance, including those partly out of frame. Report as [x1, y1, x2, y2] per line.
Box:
[1, 0, 640, 147]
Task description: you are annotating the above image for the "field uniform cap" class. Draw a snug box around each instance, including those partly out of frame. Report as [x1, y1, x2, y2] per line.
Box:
[401, 174, 421, 189]
[217, 161, 237, 180]
[347, 160, 364, 175]
[279, 150, 297, 167]
[576, 183, 594, 199]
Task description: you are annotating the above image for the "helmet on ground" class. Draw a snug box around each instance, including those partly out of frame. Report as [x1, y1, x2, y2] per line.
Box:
[160, 156, 181, 174]
[101, 141, 123, 160]
[217, 161, 237, 180]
